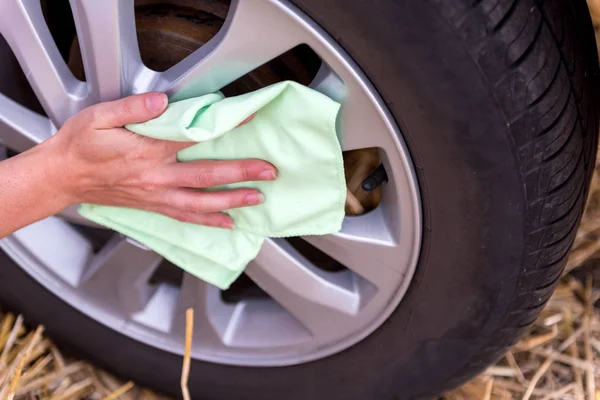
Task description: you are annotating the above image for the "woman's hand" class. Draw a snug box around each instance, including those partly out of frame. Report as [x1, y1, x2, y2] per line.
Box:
[0, 92, 276, 237]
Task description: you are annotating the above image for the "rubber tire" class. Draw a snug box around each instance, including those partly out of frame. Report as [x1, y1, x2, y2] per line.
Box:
[0, 0, 598, 398]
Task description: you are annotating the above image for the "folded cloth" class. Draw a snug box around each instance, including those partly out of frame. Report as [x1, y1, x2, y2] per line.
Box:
[78, 81, 345, 289]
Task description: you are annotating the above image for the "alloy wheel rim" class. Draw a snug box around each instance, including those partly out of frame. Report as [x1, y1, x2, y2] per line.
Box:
[0, 0, 422, 367]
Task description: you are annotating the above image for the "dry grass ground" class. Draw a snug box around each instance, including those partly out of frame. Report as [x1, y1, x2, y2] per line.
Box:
[0, 311, 170, 399]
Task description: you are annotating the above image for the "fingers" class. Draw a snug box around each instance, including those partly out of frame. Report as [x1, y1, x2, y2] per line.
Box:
[160, 159, 277, 188]
[237, 114, 255, 127]
[82, 92, 168, 128]
[161, 141, 200, 155]
[148, 208, 234, 229]
[161, 188, 265, 214]
[78, 93, 252, 134]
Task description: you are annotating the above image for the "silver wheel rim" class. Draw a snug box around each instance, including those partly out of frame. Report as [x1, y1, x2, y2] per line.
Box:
[0, 0, 422, 367]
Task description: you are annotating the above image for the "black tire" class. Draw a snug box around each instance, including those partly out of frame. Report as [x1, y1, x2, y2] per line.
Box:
[0, 0, 598, 399]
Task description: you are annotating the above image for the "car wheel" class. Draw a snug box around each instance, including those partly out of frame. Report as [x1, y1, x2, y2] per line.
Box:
[0, 0, 598, 399]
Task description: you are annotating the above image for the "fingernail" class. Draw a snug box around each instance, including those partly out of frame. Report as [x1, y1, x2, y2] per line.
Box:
[245, 193, 265, 205]
[146, 92, 167, 113]
[221, 220, 234, 229]
[237, 114, 255, 127]
[258, 170, 276, 180]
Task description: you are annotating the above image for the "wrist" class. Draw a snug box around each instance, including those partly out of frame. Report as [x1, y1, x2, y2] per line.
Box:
[0, 140, 75, 235]
[27, 138, 78, 211]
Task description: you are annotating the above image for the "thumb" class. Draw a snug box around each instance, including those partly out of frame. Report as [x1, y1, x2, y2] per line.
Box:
[85, 92, 168, 129]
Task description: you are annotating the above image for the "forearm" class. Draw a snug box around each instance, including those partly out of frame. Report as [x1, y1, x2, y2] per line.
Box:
[0, 143, 71, 238]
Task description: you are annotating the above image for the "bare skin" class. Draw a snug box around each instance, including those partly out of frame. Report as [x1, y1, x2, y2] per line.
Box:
[0, 92, 276, 237]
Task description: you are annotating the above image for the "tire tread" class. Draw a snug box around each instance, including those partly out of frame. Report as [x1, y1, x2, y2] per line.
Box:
[434, 0, 599, 390]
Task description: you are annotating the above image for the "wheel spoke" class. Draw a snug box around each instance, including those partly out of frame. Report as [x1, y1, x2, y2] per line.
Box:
[171, 273, 229, 347]
[0, 94, 55, 152]
[0, 0, 86, 125]
[9, 216, 93, 287]
[309, 64, 345, 103]
[302, 209, 402, 290]
[129, 283, 179, 333]
[82, 235, 162, 314]
[308, 63, 395, 152]
[69, 0, 145, 102]
[159, 0, 304, 100]
[246, 239, 359, 336]
[336, 83, 397, 151]
[219, 298, 312, 350]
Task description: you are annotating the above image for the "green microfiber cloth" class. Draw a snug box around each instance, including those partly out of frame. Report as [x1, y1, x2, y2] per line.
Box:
[78, 81, 345, 289]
